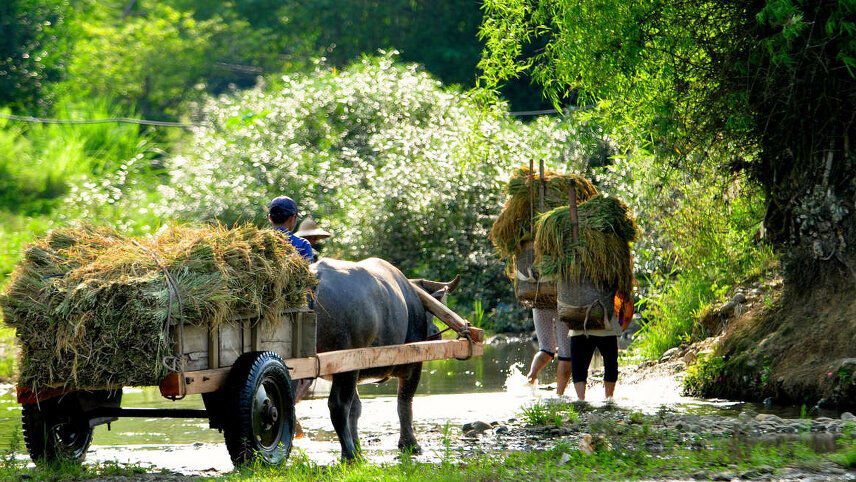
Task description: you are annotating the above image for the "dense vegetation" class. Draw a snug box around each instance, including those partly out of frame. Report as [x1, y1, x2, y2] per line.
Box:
[1, 0, 782, 363]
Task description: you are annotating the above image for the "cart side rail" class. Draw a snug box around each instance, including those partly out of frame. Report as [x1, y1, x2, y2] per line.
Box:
[160, 338, 484, 397]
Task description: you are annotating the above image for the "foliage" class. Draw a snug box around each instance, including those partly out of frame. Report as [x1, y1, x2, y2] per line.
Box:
[0, 99, 156, 215]
[0, 0, 73, 112]
[1, 224, 315, 388]
[683, 354, 727, 396]
[594, 150, 775, 358]
[71, 55, 591, 312]
[479, 0, 856, 288]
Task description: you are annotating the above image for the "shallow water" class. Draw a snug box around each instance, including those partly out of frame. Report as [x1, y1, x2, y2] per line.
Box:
[0, 339, 844, 474]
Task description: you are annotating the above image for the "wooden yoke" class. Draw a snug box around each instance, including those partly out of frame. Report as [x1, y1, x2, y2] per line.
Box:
[408, 281, 484, 343]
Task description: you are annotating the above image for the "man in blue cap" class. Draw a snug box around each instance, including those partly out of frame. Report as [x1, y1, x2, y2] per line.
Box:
[268, 196, 315, 262]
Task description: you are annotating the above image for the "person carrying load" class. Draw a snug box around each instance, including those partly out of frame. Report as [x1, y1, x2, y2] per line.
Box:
[268, 196, 315, 262]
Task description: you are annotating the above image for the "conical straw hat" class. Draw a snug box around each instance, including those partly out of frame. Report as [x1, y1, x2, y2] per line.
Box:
[295, 217, 331, 239]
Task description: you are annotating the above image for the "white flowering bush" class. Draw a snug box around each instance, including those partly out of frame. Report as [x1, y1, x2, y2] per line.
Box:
[69, 55, 590, 316]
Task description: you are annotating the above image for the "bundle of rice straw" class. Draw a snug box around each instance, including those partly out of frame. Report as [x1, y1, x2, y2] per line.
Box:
[0, 224, 317, 389]
[534, 195, 638, 293]
[489, 165, 599, 259]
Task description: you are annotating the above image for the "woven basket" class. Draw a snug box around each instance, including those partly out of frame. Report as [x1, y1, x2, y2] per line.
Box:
[514, 241, 557, 309]
[557, 272, 616, 331]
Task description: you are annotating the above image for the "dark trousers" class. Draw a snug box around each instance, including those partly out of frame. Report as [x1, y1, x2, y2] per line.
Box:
[570, 335, 619, 383]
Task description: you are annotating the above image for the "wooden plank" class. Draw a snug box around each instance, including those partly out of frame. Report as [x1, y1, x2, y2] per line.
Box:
[208, 325, 219, 369]
[296, 339, 483, 379]
[165, 339, 484, 395]
[408, 282, 484, 343]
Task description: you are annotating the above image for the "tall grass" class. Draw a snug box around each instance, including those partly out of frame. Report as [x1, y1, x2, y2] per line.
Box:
[631, 171, 776, 359]
[0, 98, 152, 215]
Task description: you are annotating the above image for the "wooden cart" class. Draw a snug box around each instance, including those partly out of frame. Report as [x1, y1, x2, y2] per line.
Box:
[16, 286, 483, 466]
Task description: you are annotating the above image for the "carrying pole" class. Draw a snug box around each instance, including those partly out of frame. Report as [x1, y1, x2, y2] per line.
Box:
[528, 159, 535, 230]
[568, 178, 579, 242]
[538, 159, 546, 212]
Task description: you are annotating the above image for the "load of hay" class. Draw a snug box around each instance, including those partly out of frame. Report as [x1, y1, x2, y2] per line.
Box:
[489, 166, 599, 259]
[0, 224, 317, 389]
[534, 195, 638, 294]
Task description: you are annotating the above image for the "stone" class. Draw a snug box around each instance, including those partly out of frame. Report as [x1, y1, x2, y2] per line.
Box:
[559, 452, 572, 464]
[755, 413, 783, 423]
[494, 425, 509, 435]
[763, 397, 774, 408]
[463, 430, 479, 438]
[487, 334, 509, 345]
[578, 433, 595, 455]
[750, 288, 763, 297]
[462, 421, 492, 434]
[731, 292, 747, 304]
[841, 412, 855, 420]
[660, 347, 681, 362]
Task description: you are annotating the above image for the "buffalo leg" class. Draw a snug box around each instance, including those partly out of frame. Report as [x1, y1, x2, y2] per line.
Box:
[397, 362, 422, 454]
[349, 389, 362, 452]
[328, 370, 359, 460]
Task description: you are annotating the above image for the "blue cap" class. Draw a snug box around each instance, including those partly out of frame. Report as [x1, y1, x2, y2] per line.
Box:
[268, 196, 298, 217]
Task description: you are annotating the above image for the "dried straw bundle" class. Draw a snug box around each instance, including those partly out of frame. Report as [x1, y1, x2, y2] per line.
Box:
[534, 195, 638, 293]
[0, 224, 317, 389]
[489, 166, 599, 259]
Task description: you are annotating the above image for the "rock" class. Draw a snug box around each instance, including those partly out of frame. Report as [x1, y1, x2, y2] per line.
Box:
[559, 452, 572, 464]
[494, 425, 509, 435]
[463, 429, 479, 438]
[738, 411, 752, 421]
[841, 412, 855, 420]
[462, 421, 492, 434]
[763, 397, 774, 408]
[683, 351, 698, 365]
[837, 358, 856, 372]
[755, 413, 783, 423]
[750, 288, 763, 297]
[718, 300, 738, 318]
[713, 471, 736, 481]
[487, 334, 509, 345]
[660, 347, 681, 362]
[578, 433, 595, 455]
[731, 292, 747, 304]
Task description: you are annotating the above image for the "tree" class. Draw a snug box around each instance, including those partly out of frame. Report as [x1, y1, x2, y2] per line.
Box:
[0, 0, 73, 112]
[479, 0, 856, 287]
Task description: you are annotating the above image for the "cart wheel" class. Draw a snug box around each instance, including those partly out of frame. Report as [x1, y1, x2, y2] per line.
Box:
[223, 351, 295, 466]
[22, 399, 93, 463]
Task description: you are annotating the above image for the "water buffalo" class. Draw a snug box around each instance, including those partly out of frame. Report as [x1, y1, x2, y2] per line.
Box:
[311, 257, 460, 460]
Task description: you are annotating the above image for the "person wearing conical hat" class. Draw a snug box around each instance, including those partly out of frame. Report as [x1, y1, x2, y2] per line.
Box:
[294, 216, 331, 251]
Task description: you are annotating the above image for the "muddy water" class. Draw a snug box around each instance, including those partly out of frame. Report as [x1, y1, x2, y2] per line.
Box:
[0, 340, 839, 475]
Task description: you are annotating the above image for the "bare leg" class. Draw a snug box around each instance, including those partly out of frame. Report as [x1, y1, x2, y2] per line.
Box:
[328, 371, 359, 460]
[526, 351, 553, 384]
[397, 363, 422, 454]
[556, 360, 572, 395]
[574, 381, 586, 401]
[604, 382, 616, 399]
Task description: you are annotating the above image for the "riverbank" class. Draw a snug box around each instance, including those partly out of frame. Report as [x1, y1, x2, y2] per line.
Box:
[1, 400, 853, 481]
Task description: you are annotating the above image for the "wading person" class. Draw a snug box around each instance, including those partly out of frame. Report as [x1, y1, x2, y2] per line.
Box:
[294, 216, 331, 259]
[571, 292, 634, 401]
[527, 307, 572, 395]
[268, 196, 314, 262]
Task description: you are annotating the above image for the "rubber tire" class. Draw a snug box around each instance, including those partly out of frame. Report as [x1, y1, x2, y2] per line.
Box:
[223, 351, 296, 466]
[22, 399, 93, 464]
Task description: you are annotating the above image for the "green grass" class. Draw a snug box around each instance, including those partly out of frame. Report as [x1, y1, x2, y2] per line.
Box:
[219, 433, 854, 481]
[521, 400, 580, 427]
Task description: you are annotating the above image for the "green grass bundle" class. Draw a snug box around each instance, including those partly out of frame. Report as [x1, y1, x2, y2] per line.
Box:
[489, 166, 599, 259]
[534, 195, 638, 293]
[0, 224, 317, 389]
